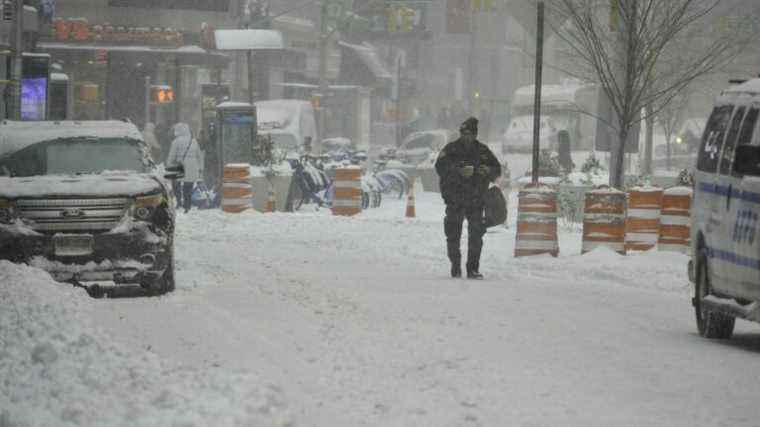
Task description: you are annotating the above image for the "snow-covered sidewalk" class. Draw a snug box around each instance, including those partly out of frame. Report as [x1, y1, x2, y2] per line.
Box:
[4, 190, 760, 426]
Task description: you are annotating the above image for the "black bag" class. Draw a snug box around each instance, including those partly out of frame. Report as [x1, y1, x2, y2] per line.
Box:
[484, 186, 507, 228]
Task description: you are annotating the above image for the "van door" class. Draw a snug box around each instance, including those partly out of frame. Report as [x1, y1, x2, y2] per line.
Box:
[713, 105, 746, 292]
[730, 106, 760, 299]
[694, 105, 733, 286]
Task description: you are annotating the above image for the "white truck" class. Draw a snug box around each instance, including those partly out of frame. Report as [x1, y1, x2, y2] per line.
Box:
[503, 80, 597, 154]
[255, 100, 317, 155]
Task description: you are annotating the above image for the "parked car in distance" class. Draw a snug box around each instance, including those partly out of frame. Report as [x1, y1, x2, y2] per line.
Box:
[0, 120, 181, 296]
[396, 129, 457, 165]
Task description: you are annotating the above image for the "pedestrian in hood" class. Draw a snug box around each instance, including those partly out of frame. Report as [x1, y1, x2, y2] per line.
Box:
[435, 117, 501, 279]
[167, 123, 204, 213]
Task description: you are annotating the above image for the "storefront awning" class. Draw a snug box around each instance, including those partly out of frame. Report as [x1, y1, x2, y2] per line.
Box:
[37, 42, 231, 68]
[213, 29, 284, 51]
[338, 41, 392, 81]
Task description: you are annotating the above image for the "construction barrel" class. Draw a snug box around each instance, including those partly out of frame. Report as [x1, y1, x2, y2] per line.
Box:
[332, 167, 363, 216]
[658, 186, 692, 254]
[222, 163, 253, 213]
[582, 187, 627, 255]
[626, 187, 663, 252]
[515, 186, 559, 258]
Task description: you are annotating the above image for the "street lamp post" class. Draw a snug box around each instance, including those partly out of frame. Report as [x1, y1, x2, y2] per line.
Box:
[10, 0, 23, 120]
[531, 1, 545, 185]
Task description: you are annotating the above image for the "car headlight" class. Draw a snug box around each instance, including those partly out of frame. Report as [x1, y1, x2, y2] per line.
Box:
[0, 199, 17, 224]
[132, 194, 164, 220]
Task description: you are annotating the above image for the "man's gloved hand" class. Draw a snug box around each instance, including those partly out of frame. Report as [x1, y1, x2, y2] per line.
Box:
[477, 165, 490, 176]
[459, 165, 475, 178]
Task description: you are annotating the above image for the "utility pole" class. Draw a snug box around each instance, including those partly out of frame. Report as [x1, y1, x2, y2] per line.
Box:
[317, 27, 328, 154]
[9, 0, 23, 120]
[531, 1, 544, 185]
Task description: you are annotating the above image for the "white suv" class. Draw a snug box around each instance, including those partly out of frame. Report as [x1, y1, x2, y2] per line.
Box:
[691, 79, 760, 338]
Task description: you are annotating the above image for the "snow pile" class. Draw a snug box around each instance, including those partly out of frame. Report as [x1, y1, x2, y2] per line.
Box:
[0, 261, 293, 427]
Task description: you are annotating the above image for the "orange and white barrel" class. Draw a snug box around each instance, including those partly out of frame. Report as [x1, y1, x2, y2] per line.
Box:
[222, 163, 253, 213]
[332, 167, 362, 216]
[625, 187, 663, 251]
[405, 180, 416, 218]
[582, 187, 626, 255]
[658, 186, 692, 254]
[515, 186, 559, 257]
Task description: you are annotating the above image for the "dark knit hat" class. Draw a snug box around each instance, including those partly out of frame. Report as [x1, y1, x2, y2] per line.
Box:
[460, 117, 478, 135]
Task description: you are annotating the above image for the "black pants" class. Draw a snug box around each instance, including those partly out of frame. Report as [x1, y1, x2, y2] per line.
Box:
[173, 181, 195, 212]
[444, 203, 486, 273]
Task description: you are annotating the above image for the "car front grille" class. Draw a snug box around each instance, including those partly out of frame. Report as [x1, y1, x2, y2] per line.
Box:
[16, 198, 130, 233]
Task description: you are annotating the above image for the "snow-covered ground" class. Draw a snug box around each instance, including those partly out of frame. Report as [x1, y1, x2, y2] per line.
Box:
[4, 188, 760, 426]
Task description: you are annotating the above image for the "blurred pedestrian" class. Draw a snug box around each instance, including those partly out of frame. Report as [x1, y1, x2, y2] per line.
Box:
[557, 130, 575, 173]
[435, 117, 501, 279]
[167, 123, 204, 213]
[142, 122, 162, 162]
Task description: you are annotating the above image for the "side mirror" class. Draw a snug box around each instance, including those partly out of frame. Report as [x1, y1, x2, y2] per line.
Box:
[733, 145, 760, 176]
[164, 164, 185, 181]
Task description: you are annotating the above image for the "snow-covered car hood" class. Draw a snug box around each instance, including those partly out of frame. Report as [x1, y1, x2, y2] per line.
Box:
[0, 172, 164, 199]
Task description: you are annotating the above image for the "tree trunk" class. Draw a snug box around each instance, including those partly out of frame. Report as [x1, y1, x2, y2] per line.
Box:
[644, 107, 654, 176]
[611, 127, 629, 189]
[666, 135, 672, 170]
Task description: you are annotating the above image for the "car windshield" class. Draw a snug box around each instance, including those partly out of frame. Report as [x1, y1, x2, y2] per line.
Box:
[404, 134, 436, 150]
[0, 137, 147, 177]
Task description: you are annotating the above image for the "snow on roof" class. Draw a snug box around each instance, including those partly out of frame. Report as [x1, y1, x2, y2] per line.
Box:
[722, 78, 760, 94]
[512, 81, 595, 108]
[217, 101, 252, 109]
[716, 78, 760, 105]
[38, 42, 213, 55]
[214, 29, 284, 51]
[0, 121, 143, 157]
[338, 41, 392, 80]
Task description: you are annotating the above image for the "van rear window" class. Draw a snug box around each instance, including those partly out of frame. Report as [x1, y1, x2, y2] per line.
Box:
[698, 105, 733, 173]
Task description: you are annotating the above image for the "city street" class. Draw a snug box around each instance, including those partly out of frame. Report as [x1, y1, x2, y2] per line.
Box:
[6, 191, 758, 426]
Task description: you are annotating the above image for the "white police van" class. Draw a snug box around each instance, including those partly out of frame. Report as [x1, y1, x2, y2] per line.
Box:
[691, 78, 760, 339]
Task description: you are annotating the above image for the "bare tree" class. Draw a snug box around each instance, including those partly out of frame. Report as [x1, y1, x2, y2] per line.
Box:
[548, 0, 754, 188]
[655, 90, 688, 170]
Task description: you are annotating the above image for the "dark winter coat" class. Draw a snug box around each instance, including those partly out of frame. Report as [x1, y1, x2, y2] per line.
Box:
[435, 138, 501, 207]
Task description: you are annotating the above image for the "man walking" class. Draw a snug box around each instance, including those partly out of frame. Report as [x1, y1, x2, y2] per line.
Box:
[435, 117, 501, 279]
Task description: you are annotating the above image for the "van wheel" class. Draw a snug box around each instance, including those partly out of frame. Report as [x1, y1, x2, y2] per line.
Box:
[695, 255, 734, 339]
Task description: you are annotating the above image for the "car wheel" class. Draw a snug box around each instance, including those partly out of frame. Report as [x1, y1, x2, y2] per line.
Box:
[695, 254, 734, 339]
[148, 244, 175, 296]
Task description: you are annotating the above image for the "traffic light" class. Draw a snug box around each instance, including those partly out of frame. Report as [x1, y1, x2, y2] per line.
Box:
[2, 1, 13, 22]
[150, 85, 175, 104]
[399, 7, 415, 33]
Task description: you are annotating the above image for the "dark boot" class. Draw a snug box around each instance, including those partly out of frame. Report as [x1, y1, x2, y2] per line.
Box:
[467, 270, 484, 280]
[451, 263, 462, 278]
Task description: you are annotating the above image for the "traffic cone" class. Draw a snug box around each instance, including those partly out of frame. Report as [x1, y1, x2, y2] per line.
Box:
[405, 182, 416, 218]
[265, 187, 276, 213]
